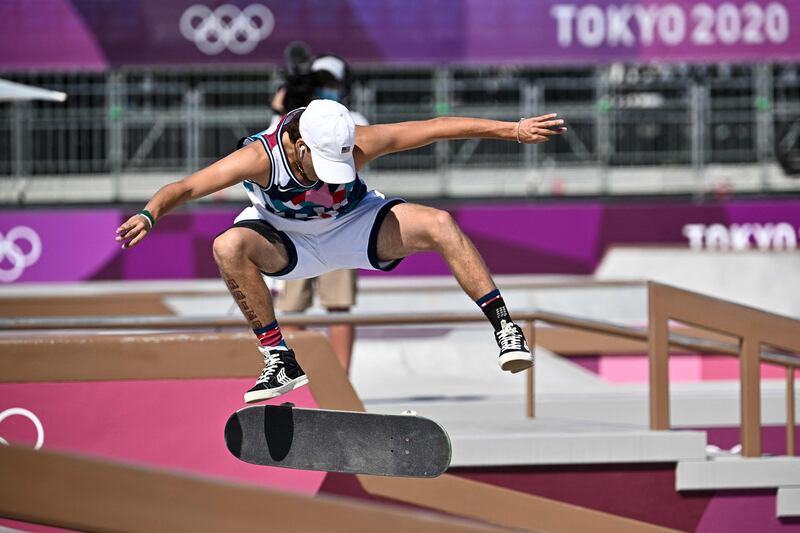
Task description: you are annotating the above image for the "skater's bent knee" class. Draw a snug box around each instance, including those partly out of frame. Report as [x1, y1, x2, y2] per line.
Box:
[427, 209, 459, 248]
[213, 229, 250, 264]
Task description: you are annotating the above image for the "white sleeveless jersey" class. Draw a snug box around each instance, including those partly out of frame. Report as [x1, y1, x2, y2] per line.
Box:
[240, 108, 368, 221]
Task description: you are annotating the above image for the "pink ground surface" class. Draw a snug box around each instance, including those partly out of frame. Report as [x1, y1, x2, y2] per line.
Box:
[599, 354, 792, 383]
[0, 378, 325, 532]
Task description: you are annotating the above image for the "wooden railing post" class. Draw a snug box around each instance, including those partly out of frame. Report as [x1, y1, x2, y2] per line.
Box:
[740, 337, 762, 457]
[648, 283, 671, 430]
[788, 367, 796, 456]
[526, 320, 536, 419]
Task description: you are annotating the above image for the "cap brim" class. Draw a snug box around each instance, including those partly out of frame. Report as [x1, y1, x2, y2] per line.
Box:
[310, 151, 356, 184]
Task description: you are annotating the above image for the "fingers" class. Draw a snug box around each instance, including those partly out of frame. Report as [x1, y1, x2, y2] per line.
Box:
[536, 126, 568, 136]
[123, 230, 148, 249]
[115, 215, 149, 249]
[115, 221, 141, 242]
[115, 216, 141, 237]
[118, 227, 147, 249]
[536, 119, 565, 128]
[116, 226, 138, 241]
[518, 113, 567, 144]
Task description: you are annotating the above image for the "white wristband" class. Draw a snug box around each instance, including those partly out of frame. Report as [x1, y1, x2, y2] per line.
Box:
[516, 118, 524, 144]
[137, 212, 154, 229]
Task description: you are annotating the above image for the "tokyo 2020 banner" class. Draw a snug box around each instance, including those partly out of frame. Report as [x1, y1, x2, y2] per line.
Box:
[1, 0, 798, 70]
[1, 199, 800, 283]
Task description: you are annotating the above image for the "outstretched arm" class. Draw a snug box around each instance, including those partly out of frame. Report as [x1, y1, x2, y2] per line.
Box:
[353, 113, 566, 169]
[115, 141, 270, 249]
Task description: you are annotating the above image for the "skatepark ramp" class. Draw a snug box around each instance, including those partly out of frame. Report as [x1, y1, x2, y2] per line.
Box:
[597, 247, 800, 319]
[0, 331, 678, 533]
[4, 280, 799, 456]
[5, 280, 800, 527]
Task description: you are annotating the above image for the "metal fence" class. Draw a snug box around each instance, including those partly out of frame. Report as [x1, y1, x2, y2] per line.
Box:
[1, 63, 799, 196]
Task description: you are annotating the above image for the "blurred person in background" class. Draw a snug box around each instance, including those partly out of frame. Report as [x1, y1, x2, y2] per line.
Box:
[116, 99, 565, 404]
[267, 49, 366, 373]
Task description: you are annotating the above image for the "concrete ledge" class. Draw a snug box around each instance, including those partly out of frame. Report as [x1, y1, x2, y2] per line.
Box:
[452, 427, 707, 467]
[777, 486, 800, 517]
[370, 398, 707, 467]
[677, 456, 800, 491]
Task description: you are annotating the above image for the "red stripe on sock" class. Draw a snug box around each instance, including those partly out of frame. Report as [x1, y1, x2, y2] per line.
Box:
[257, 326, 284, 347]
[479, 295, 501, 308]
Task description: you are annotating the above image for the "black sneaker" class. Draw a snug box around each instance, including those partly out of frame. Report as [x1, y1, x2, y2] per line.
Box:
[244, 346, 309, 403]
[495, 320, 533, 373]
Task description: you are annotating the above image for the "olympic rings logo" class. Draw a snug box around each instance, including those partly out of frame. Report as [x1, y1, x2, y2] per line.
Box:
[180, 4, 275, 55]
[0, 408, 45, 450]
[0, 226, 41, 283]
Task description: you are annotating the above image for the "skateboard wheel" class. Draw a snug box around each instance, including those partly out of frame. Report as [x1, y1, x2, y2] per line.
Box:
[401, 410, 417, 416]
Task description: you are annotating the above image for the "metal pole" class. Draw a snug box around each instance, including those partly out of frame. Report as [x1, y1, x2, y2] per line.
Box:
[690, 81, 710, 201]
[11, 102, 27, 178]
[184, 88, 201, 174]
[107, 71, 124, 201]
[788, 367, 796, 456]
[522, 81, 541, 169]
[754, 63, 773, 192]
[433, 68, 451, 197]
[595, 66, 611, 195]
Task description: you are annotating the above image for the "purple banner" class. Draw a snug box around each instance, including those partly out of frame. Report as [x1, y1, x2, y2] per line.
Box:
[2, 199, 800, 283]
[1, 0, 798, 70]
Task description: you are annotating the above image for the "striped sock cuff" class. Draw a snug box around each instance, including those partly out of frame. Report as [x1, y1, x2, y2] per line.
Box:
[254, 320, 284, 347]
[475, 289, 501, 308]
[253, 320, 279, 335]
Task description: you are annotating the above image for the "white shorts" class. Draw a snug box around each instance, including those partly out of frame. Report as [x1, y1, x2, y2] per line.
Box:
[232, 190, 405, 280]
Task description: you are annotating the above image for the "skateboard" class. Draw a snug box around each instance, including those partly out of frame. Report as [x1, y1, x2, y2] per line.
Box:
[224, 403, 451, 478]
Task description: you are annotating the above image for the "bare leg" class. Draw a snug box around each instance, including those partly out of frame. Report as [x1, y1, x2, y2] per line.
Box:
[376, 203, 495, 300]
[376, 203, 532, 373]
[216, 226, 312, 403]
[327, 309, 354, 372]
[213, 227, 290, 331]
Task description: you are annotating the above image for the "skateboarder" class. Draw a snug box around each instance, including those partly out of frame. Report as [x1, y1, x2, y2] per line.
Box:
[116, 100, 566, 403]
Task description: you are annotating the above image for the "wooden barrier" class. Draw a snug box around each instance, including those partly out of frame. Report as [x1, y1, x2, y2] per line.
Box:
[0, 445, 505, 533]
[5, 296, 800, 460]
[0, 330, 679, 533]
[0, 278, 642, 318]
[648, 281, 800, 458]
[0, 294, 175, 318]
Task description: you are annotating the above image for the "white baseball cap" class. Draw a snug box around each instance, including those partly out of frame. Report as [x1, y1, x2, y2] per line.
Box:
[310, 55, 347, 83]
[299, 99, 356, 185]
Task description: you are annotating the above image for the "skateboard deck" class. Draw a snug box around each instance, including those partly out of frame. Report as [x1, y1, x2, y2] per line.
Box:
[224, 404, 451, 478]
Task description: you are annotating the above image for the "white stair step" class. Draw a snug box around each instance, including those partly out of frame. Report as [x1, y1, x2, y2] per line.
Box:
[370, 398, 708, 466]
[452, 428, 707, 466]
[777, 486, 800, 517]
[677, 456, 800, 491]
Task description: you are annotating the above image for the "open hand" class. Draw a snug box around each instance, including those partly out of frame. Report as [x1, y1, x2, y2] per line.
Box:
[115, 214, 151, 249]
[516, 113, 567, 144]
